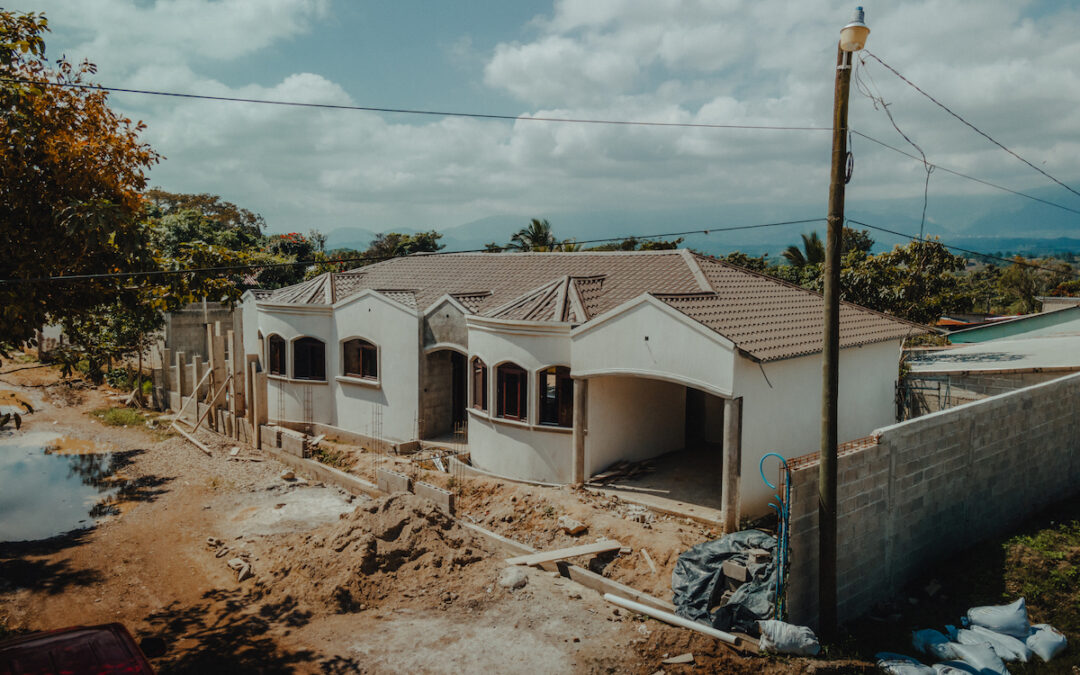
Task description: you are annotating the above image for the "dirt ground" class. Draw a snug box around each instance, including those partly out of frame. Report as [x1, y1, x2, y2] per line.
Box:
[0, 359, 863, 674]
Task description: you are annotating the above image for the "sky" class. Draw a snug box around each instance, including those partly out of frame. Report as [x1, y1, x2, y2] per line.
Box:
[17, 0, 1080, 248]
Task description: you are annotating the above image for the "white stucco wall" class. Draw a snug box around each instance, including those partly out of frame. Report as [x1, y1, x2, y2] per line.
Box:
[733, 339, 902, 514]
[331, 292, 422, 442]
[256, 305, 334, 426]
[253, 292, 422, 442]
[240, 293, 261, 363]
[465, 318, 573, 482]
[571, 298, 736, 398]
[585, 375, 687, 476]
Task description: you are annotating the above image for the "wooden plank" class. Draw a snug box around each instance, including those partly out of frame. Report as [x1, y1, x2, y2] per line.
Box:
[505, 540, 622, 566]
[167, 366, 213, 432]
[553, 560, 675, 613]
[190, 373, 232, 434]
[175, 425, 213, 456]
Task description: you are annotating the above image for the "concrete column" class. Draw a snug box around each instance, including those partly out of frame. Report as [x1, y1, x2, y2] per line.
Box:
[572, 378, 589, 485]
[161, 348, 172, 394]
[721, 396, 743, 533]
[245, 354, 259, 429]
[174, 351, 187, 399]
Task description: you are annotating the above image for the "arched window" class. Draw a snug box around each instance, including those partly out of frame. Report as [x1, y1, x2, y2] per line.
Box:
[496, 362, 528, 421]
[267, 335, 286, 376]
[293, 337, 326, 381]
[538, 366, 573, 427]
[471, 357, 487, 411]
[343, 338, 378, 380]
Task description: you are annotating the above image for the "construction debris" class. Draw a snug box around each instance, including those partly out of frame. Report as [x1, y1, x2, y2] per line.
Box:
[587, 459, 656, 485]
[661, 653, 694, 665]
[558, 516, 588, 536]
[498, 567, 528, 590]
[641, 548, 658, 575]
[505, 540, 623, 567]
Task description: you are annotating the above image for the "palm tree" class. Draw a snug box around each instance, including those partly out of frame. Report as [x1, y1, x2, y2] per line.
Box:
[556, 239, 582, 252]
[510, 218, 558, 252]
[782, 232, 826, 267]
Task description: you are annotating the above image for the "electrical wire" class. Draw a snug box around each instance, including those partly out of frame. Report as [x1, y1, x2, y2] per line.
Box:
[847, 218, 1080, 280]
[0, 76, 831, 132]
[863, 50, 1080, 201]
[849, 130, 1080, 217]
[0, 217, 826, 285]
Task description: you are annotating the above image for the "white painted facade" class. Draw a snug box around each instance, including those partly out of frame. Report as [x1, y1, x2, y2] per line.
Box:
[245, 286, 904, 515]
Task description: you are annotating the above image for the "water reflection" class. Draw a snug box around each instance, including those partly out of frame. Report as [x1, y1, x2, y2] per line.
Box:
[0, 432, 154, 543]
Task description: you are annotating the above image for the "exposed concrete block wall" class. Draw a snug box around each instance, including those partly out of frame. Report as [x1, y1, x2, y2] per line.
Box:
[905, 370, 1076, 415]
[420, 350, 454, 438]
[164, 303, 234, 363]
[787, 371, 1080, 628]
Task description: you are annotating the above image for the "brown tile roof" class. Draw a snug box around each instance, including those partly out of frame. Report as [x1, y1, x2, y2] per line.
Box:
[261, 251, 924, 361]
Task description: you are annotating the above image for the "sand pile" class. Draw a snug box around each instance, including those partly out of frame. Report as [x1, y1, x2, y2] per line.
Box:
[261, 493, 485, 613]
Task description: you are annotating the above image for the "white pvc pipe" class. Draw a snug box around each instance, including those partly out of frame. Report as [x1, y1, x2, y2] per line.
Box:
[603, 593, 741, 646]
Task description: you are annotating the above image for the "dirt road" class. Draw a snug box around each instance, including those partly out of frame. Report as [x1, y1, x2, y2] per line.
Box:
[0, 363, 846, 674]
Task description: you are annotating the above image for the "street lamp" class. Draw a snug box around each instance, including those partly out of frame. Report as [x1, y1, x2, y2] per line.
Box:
[820, 5, 869, 639]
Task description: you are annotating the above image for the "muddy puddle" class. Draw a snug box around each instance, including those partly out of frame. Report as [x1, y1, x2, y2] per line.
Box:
[0, 390, 35, 424]
[0, 431, 125, 543]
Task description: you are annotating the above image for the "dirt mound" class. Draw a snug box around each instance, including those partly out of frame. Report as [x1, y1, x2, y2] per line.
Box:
[261, 493, 485, 613]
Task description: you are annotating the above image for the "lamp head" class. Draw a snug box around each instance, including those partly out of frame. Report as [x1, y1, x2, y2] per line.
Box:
[840, 6, 870, 52]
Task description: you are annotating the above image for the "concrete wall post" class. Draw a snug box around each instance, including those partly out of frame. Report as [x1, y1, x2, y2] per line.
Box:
[572, 378, 589, 485]
[721, 396, 743, 533]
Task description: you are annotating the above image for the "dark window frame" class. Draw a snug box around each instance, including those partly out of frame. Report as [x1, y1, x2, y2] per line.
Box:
[292, 337, 326, 381]
[267, 335, 286, 376]
[538, 366, 573, 427]
[343, 338, 379, 380]
[496, 363, 528, 422]
[471, 357, 488, 411]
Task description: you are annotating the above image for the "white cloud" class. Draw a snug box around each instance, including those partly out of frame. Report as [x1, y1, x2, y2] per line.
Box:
[24, 0, 1080, 239]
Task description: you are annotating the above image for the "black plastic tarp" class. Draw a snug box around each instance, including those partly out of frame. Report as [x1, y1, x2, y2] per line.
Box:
[671, 529, 777, 634]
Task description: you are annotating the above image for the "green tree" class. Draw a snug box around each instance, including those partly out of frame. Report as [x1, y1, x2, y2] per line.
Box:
[997, 257, 1039, 314]
[589, 236, 684, 251]
[836, 238, 967, 324]
[1, 10, 160, 348]
[509, 218, 558, 252]
[365, 231, 444, 259]
[782, 232, 825, 267]
[721, 252, 768, 272]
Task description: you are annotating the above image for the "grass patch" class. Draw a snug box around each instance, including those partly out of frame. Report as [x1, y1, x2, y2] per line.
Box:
[843, 494, 1080, 673]
[90, 407, 146, 427]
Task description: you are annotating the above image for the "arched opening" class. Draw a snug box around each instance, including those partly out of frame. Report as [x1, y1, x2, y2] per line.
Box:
[421, 349, 467, 439]
[293, 337, 326, 381]
[267, 334, 286, 376]
[343, 338, 378, 380]
[496, 362, 528, 422]
[537, 365, 572, 427]
[471, 357, 488, 412]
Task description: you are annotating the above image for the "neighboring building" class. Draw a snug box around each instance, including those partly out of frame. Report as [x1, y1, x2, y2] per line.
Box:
[902, 334, 1080, 416]
[1038, 296, 1080, 314]
[948, 305, 1080, 343]
[242, 250, 918, 514]
[164, 300, 239, 363]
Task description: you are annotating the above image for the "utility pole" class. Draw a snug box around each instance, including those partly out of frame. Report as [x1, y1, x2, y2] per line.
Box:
[820, 6, 869, 639]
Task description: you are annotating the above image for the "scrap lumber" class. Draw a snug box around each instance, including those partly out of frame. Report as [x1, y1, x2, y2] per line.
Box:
[175, 425, 212, 456]
[505, 540, 623, 567]
[190, 373, 233, 434]
[167, 367, 213, 432]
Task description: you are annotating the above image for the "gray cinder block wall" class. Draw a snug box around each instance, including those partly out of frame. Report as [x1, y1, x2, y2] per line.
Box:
[787, 371, 1080, 627]
[906, 369, 1076, 415]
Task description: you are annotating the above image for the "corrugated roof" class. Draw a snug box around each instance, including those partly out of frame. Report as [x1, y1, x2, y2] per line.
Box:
[261, 251, 923, 361]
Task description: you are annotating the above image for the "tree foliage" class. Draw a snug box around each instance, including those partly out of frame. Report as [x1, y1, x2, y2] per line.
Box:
[1, 10, 159, 346]
[509, 218, 558, 252]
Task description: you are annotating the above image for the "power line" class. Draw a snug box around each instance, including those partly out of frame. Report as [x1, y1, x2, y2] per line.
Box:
[863, 50, 1080, 202]
[0, 217, 826, 285]
[849, 130, 1080, 217]
[11, 77, 1079, 217]
[847, 218, 1080, 279]
[0, 76, 831, 132]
